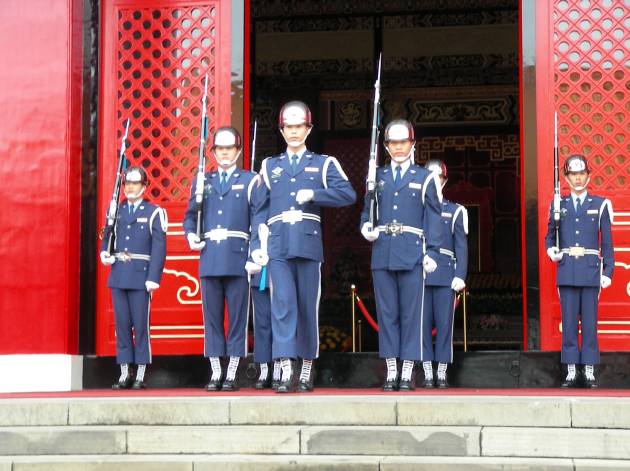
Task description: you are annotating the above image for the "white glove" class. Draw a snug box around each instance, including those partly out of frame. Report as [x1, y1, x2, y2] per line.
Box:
[187, 233, 206, 251]
[361, 222, 379, 242]
[251, 248, 269, 266]
[296, 189, 314, 204]
[601, 275, 612, 289]
[100, 251, 115, 266]
[547, 246, 563, 262]
[145, 281, 159, 293]
[245, 261, 262, 276]
[451, 277, 466, 292]
[423, 255, 437, 274]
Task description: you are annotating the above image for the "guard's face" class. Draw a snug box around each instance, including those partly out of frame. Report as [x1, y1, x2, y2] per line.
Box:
[124, 181, 145, 202]
[387, 140, 414, 164]
[565, 170, 589, 192]
[281, 124, 311, 149]
[213, 145, 240, 169]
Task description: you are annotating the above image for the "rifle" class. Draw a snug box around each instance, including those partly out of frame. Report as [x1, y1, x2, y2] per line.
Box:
[105, 118, 131, 253]
[553, 111, 561, 248]
[249, 120, 268, 291]
[366, 53, 382, 226]
[194, 73, 210, 239]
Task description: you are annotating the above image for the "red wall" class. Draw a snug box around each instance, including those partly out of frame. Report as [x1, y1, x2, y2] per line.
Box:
[0, 0, 83, 354]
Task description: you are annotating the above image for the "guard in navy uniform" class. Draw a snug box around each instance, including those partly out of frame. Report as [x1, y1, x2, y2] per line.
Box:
[100, 166, 168, 389]
[183, 127, 259, 392]
[422, 160, 468, 389]
[253, 101, 356, 392]
[545, 154, 614, 388]
[360, 119, 442, 391]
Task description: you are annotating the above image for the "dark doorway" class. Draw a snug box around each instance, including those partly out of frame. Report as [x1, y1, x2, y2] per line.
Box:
[250, 0, 521, 351]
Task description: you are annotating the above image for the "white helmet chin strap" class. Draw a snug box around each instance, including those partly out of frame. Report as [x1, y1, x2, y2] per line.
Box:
[216, 149, 242, 168]
[385, 144, 415, 164]
[125, 185, 146, 201]
[281, 126, 312, 149]
[565, 175, 590, 192]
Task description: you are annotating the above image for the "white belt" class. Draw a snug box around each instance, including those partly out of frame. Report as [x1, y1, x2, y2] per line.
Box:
[114, 252, 151, 262]
[203, 229, 250, 242]
[440, 248, 455, 259]
[560, 247, 599, 258]
[376, 223, 424, 237]
[268, 210, 321, 225]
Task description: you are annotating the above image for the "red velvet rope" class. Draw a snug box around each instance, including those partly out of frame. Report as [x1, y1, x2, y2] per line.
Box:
[355, 294, 379, 332]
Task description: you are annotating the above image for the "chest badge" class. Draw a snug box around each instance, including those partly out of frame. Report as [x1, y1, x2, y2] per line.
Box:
[271, 166, 284, 180]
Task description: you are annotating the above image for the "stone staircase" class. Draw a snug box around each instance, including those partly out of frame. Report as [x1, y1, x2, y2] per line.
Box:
[1, 393, 630, 470]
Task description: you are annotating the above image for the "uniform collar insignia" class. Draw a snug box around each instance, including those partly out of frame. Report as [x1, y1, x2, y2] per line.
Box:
[139, 206, 144, 210]
[587, 198, 592, 202]
[271, 166, 283, 179]
[383, 168, 389, 173]
[410, 169, 416, 174]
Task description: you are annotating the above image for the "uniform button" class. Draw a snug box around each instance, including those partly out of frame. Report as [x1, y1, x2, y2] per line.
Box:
[575, 243, 579, 246]
[290, 178, 296, 182]
[127, 225, 131, 229]
[220, 197, 223, 200]
[393, 219, 397, 223]
[236, 194, 240, 197]
[575, 218, 579, 221]
[393, 205, 398, 210]
[217, 225, 222, 228]
[290, 192, 296, 196]
[290, 206, 295, 210]
[124, 247, 128, 251]
[576, 230, 580, 234]
[394, 192, 399, 196]
[314, 230, 318, 235]
[125, 236, 130, 240]
[218, 210, 223, 214]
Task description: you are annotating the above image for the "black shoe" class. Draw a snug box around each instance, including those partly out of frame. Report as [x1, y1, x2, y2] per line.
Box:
[398, 379, 416, 391]
[131, 380, 147, 390]
[583, 377, 599, 389]
[271, 379, 281, 391]
[276, 377, 295, 393]
[436, 377, 449, 389]
[112, 376, 134, 390]
[255, 376, 272, 390]
[422, 377, 435, 389]
[297, 366, 315, 393]
[560, 376, 579, 388]
[205, 379, 222, 391]
[382, 379, 398, 392]
[221, 379, 239, 392]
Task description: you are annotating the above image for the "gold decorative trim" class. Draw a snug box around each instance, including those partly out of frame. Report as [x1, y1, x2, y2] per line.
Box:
[150, 334, 205, 339]
[162, 267, 202, 305]
[150, 325, 204, 330]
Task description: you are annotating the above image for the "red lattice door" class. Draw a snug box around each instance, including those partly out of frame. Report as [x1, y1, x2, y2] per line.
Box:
[537, 1, 630, 351]
[96, 0, 231, 355]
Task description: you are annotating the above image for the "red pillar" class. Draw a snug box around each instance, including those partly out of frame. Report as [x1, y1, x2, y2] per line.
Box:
[0, 0, 83, 390]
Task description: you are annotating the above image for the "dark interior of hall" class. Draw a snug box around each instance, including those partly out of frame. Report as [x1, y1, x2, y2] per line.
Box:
[250, 0, 521, 351]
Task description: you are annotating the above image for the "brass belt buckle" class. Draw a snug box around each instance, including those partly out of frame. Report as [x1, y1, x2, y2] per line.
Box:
[119, 251, 132, 263]
[568, 246, 585, 257]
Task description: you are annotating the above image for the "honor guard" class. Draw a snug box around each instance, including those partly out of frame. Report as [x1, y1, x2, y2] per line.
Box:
[183, 127, 259, 392]
[245, 240, 280, 390]
[545, 154, 614, 388]
[100, 166, 168, 389]
[360, 120, 442, 391]
[253, 101, 356, 392]
[422, 160, 468, 388]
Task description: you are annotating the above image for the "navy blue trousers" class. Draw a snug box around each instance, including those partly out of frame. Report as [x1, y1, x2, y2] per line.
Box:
[422, 286, 456, 363]
[111, 288, 151, 365]
[372, 265, 423, 361]
[559, 286, 600, 365]
[269, 258, 321, 360]
[201, 276, 249, 358]
[252, 287, 272, 363]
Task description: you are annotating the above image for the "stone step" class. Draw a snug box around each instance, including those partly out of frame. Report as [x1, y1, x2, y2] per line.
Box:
[1, 455, 630, 471]
[3, 395, 630, 428]
[2, 424, 630, 460]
